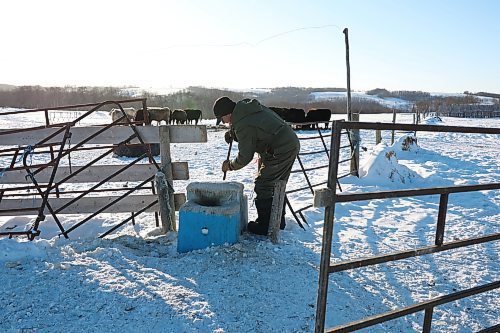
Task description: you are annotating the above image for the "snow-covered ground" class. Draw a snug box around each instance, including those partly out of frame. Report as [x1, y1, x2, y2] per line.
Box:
[0, 110, 498, 332]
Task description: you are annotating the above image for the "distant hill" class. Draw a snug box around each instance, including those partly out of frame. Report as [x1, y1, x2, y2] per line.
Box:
[470, 92, 500, 99]
[366, 88, 431, 101]
[1, 85, 496, 116]
[0, 84, 16, 91]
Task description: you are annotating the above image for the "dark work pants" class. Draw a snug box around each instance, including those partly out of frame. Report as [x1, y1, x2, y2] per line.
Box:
[254, 143, 300, 201]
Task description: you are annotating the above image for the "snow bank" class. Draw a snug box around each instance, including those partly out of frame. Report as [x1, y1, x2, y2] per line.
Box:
[359, 135, 420, 184]
[0, 238, 50, 262]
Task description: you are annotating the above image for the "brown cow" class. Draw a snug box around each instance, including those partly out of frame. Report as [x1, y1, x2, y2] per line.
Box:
[135, 107, 171, 125]
[109, 107, 137, 125]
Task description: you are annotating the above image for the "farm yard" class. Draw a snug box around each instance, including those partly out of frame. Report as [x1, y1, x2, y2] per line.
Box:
[1, 0, 500, 330]
[0, 107, 499, 332]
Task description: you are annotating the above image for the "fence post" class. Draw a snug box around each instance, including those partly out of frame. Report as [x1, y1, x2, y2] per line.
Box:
[391, 108, 397, 145]
[423, 307, 434, 333]
[375, 129, 382, 145]
[142, 99, 150, 125]
[268, 180, 287, 244]
[155, 171, 173, 233]
[435, 193, 449, 246]
[343, 28, 360, 175]
[315, 120, 343, 333]
[159, 125, 176, 232]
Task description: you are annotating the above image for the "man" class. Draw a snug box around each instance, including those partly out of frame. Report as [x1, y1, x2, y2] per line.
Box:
[213, 96, 300, 235]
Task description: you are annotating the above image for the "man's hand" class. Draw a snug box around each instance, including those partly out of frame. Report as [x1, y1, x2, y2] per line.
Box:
[224, 130, 233, 144]
[222, 160, 233, 173]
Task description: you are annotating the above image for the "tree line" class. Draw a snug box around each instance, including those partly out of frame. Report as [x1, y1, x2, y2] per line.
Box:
[366, 88, 431, 101]
[0, 85, 399, 119]
[8, 85, 495, 118]
[0, 85, 247, 119]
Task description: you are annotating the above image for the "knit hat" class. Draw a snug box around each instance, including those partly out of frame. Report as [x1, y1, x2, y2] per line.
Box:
[213, 97, 236, 125]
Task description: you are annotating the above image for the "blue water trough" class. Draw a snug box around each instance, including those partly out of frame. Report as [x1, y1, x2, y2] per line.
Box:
[177, 181, 248, 253]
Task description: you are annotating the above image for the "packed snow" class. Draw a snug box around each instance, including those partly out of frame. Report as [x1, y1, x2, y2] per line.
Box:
[0, 109, 498, 332]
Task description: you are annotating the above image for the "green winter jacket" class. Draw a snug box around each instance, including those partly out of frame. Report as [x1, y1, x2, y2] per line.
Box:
[230, 99, 299, 170]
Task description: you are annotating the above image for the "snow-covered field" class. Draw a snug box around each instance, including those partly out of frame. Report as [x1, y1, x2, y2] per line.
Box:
[310, 91, 413, 110]
[310, 90, 499, 110]
[0, 110, 498, 333]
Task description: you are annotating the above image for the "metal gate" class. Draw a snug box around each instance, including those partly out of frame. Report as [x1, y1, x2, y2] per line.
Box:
[0, 99, 205, 240]
[314, 120, 500, 332]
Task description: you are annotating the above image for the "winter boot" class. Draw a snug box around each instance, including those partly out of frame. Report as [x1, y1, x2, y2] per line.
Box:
[247, 198, 272, 235]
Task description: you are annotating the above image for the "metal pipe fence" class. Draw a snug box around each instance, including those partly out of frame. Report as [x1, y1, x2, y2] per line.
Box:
[314, 120, 500, 333]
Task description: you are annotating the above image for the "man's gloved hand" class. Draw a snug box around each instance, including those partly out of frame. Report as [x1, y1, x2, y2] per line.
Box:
[224, 130, 233, 144]
[222, 160, 233, 173]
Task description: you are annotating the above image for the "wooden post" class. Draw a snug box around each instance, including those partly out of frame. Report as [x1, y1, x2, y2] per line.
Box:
[268, 180, 287, 244]
[155, 171, 173, 233]
[159, 125, 176, 231]
[344, 28, 359, 175]
[375, 129, 382, 145]
[142, 99, 150, 125]
[344, 28, 352, 122]
[391, 108, 397, 145]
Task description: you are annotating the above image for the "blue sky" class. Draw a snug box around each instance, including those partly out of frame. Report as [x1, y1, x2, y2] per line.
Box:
[1, 0, 499, 93]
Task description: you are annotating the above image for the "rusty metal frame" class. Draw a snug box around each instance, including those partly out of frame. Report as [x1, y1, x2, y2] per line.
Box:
[24, 125, 73, 239]
[0, 98, 163, 240]
[286, 125, 354, 227]
[315, 120, 500, 333]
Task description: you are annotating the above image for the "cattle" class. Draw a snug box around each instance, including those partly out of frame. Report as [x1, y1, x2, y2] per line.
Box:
[135, 107, 171, 125]
[170, 109, 188, 124]
[269, 107, 306, 123]
[109, 107, 137, 125]
[269, 107, 288, 120]
[269, 107, 306, 129]
[185, 109, 202, 125]
[287, 108, 307, 125]
[305, 108, 331, 129]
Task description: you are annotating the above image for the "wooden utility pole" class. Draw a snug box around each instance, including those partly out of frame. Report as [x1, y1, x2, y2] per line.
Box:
[344, 28, 359, 176]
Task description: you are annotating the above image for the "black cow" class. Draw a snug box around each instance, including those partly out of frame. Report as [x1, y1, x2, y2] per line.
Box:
[185, 109, 202, 125]
[269, 107, 306, 129]
[170, 109, 188, 124]
[305, 108, 331, 129]
[269, 107, 287, 120]
[287, 108, 307, 125]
